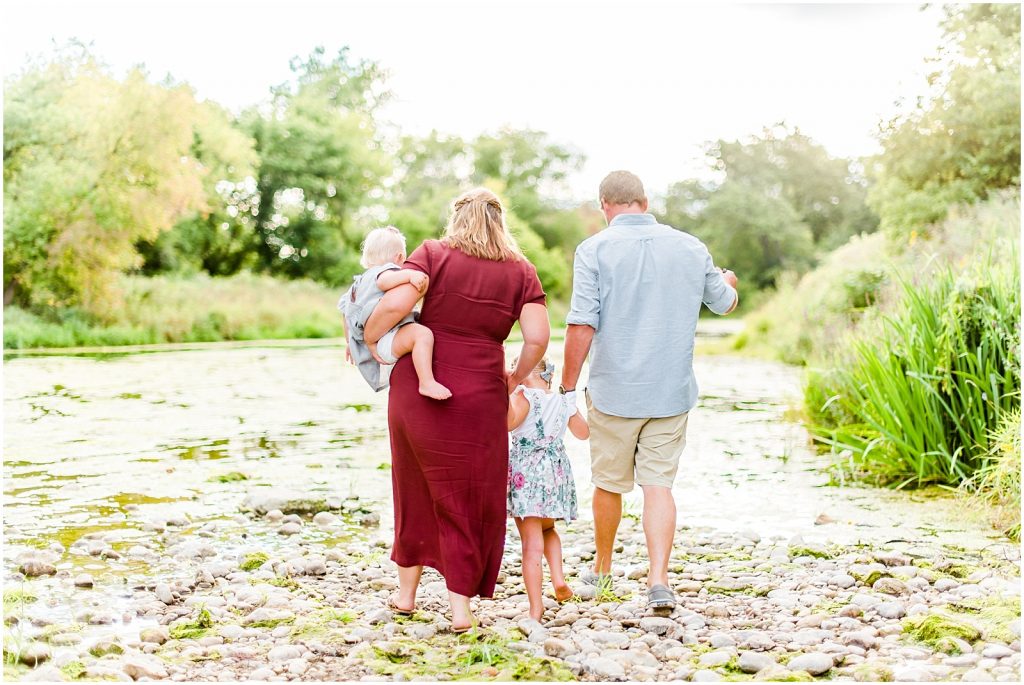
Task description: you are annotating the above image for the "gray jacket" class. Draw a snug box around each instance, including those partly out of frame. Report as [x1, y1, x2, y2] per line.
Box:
[338, 263, 415, 391]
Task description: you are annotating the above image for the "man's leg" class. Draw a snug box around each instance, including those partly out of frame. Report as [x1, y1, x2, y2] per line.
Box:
[640, 485, 675, 587]
[635, 412, 689, 590]
[592, 487, 622, 575]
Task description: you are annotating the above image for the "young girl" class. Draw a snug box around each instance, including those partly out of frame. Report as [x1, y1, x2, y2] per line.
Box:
[507, 356, 589, 621]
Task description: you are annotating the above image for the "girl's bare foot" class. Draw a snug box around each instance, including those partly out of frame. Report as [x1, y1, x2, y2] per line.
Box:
[419, 380, 452, 400]
[553, 583, 574, 603]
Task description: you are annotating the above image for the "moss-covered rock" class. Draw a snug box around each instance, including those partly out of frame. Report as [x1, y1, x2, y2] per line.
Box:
[239, 552, 269, 571]
[902, 613, 982, 649]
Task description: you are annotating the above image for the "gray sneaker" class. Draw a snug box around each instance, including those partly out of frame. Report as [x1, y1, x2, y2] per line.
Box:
[579, 569, 613, 588]
[647, 584, 676, 614]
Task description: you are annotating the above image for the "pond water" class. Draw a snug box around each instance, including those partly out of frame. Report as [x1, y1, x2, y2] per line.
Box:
[3, 339, 1011, 644]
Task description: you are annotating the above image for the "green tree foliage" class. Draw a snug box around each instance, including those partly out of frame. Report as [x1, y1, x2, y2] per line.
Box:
[695, 183, 816, 290]
[384, 128, 579, 299]
[3, 47, 254, 316]
[660, 126, 870, 289]
[241, 47, 391, 284]
[868, 3, 1021, 239]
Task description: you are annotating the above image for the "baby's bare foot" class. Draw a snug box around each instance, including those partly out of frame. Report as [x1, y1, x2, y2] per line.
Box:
[553, 583, 574, 603]
[419, 381, 452, 400]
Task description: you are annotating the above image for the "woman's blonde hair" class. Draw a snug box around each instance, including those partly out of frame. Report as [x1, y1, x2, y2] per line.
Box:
[361, 226, 406, 268]
[442, 188, 522, 261]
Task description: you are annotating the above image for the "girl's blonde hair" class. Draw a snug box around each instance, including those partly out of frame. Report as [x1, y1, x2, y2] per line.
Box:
[511, 354, 555, 387]
[361, 226, 406, 268]
[442, 188, 522, 261]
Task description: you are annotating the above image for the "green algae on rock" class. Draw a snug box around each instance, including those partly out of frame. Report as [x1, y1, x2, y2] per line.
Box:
[902, 613, 982, 649]
[239, 552, 269, 571]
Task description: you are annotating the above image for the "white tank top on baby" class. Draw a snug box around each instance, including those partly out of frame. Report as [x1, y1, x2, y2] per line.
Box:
[510, 387, 578, 441]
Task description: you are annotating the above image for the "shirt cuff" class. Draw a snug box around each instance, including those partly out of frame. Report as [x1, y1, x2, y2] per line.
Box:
[707, 286, 737, 315]
[565, 312, 599, 328]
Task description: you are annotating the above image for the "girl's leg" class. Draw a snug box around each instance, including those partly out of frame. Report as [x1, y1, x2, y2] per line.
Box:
[448, 590, 475, 631]
[541, 518, 574, 602]
[515, 517, 545, 621]
[391, 324, 451, 400]
[395, 564, 422, 612]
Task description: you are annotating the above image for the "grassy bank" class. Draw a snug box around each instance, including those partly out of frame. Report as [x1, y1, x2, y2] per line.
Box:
[736, 193, 1021, 538]
[4, 273, 344, 349]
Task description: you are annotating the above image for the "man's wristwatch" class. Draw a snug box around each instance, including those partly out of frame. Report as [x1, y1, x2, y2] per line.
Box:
[558, 384, 575, 395]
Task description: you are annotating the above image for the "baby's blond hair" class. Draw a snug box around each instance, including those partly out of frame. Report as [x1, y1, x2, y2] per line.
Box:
[360, 226, 406, 268]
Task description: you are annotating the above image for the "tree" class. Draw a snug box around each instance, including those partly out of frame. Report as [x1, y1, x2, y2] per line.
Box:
[706, 125, 877, 250]
[691, 182, 816, 291]
[3, 47, 253, 316]
[868, 4, 1021, 239]
[242, 47, 391, 284]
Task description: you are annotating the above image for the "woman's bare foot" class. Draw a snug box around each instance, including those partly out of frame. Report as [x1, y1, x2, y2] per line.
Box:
[419, 380, 452, 400]
[553, 583, 575, 603]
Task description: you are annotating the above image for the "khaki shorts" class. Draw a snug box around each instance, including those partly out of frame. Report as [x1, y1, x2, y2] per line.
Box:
[587, 393, 689, 493]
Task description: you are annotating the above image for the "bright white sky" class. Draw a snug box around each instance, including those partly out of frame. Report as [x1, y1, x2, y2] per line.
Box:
[2, 0, 942, 202]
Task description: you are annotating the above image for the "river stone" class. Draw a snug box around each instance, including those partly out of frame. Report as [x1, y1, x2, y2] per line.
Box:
[788, 652, 833, 675]
[313, 511, 338, 526]
[962, 668, 992, 681]
[278, 522, 302, 535]
[853, 660, 895, 682]
[122, 654, 169, 680]
[739, 651, 775, 673]
[268, 645, 302, 661]
[243, 491, 334, 516]
[585, 657, 625, 679]
[242, 608, 293, 626]
[698, 650, 733, 667]
[219, 624, 244, 640]
[873, 577, 908, 595]
[829, 573, 857, 589]
[982, 644, 1014, 659]
[639, 616, 677, 636]
[20, 560, 57, 577]
[140, 626, 169, 644]
[155, 583, 174, 604]
[842, 630, 880, 650]
[876, 602, 906, 619]
[544, 637, 577, 658]
[692, 669, 724, 682]
[250, 667, 275, 681]
[934, 578, 960, 592]
[590, 630, 631, 648]
[287, 658, 309, 675]
[17, 643, 50, 666]
[21, 665, 65, 682]
[892, 665, 935, 681]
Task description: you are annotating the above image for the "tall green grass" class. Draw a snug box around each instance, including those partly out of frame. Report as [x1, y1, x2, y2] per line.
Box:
[3, 272, 343, 349]
[960, 408, 1022, 541]
[806, 255, 1020, 488]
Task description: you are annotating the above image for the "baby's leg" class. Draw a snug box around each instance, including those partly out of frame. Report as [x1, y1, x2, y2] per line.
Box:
[515, 517, 546, 621]
[542, 518, 574, 602]
[390, 323, 452, 400]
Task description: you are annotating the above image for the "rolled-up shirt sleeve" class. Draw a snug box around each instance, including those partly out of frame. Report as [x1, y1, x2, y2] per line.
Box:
[566, 243, 600, 328]
[702, 250, 737, 315]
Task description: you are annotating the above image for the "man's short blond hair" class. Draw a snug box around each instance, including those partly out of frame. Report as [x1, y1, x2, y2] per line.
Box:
[360, 226, 406, 268]
[599, 170, 646, 205]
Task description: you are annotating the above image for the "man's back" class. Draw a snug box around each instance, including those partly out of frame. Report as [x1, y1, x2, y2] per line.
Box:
[567, 212, 736, 418]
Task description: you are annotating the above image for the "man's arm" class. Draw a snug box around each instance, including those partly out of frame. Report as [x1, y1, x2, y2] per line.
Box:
[562, 244, 600, 390]
[561, 324, 594, 391]
[702, 252, 739, 316]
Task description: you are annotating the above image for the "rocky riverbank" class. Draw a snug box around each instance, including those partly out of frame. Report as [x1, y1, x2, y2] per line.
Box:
[6, 498, 1020, 682]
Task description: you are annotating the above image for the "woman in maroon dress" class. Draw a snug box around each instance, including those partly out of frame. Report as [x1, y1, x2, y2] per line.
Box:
[362, 188, 550, 630]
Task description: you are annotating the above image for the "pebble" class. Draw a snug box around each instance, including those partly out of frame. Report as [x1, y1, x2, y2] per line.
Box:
[788, 652, 834, 675]
[586, 657, 625, 679]
[19, 560, 57, 577]
[278, 522, 302, 535]
[268, 645, 302, 662]
[140, 626, 169, 645]
[983, 644, 1014, 659]
[698, 650, 733, 667]
[738, 651, 775, 673]
[122, 654, 169, 680]
[691, 669, 724, 681]
[876, 601, 906, 619]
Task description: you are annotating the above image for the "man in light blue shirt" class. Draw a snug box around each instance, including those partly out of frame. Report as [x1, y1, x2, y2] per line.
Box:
[560, 170, 738, 613]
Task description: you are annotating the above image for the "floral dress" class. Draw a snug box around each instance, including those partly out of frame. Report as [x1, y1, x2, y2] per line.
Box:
[508, 387, 578, 521]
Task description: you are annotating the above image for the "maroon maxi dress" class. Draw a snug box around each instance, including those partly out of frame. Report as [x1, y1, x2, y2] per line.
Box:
[388, 239, 545, 598]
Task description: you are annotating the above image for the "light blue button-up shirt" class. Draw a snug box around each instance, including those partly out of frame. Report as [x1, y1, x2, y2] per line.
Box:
[566, 213, 737, 418]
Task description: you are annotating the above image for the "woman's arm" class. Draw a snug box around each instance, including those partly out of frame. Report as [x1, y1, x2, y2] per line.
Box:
[508, 303, 550, 391]
[507, 388, 530, 431]
[363, 283, 423, 345]
[568, 410, 589, 440]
